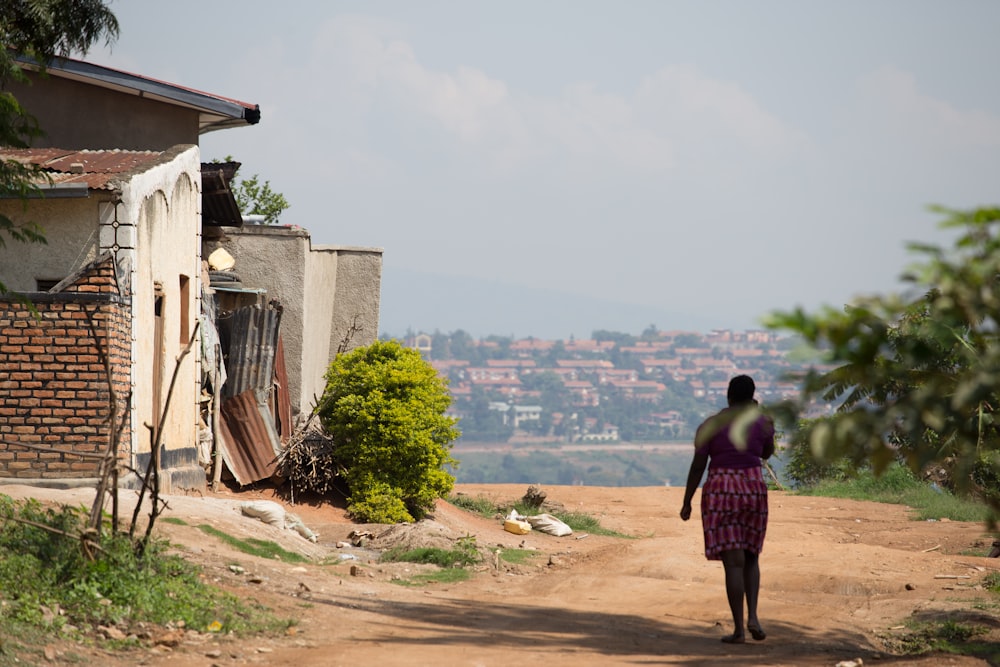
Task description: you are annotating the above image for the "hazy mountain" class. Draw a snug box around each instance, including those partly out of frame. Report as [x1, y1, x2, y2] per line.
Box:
[377, 267, 721, 340]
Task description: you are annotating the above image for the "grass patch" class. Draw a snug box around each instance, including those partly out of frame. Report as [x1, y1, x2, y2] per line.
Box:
[391, 568, 472, 586]
[0, 496, 293, 665]
[381, 535, 481, 587]
[496, 548, 539, 565]
[450, 494, 497, 517]
[195, 524, 309, 563]
[380, 536, 480, 568]
[537, 509, 626, 537]
[882, 619, 999, 663]
[795, 464, 990, 522]
[160, 516, 187, 526]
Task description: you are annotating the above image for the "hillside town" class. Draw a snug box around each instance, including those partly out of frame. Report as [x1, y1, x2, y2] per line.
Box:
[401, 328, 830, 443]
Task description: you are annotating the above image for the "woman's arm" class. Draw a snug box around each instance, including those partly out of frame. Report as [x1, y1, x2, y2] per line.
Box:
[680, 447, 709, 521]
[760, 417, 776, 460]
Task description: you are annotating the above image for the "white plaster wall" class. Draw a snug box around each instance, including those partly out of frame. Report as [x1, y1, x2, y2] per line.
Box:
[0, 196, 103, 291]
[302, 248, 338, 414]
[119, 146, 202, 465]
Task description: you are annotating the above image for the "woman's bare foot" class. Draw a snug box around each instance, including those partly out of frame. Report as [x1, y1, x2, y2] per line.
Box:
[720, 633, 745, 644]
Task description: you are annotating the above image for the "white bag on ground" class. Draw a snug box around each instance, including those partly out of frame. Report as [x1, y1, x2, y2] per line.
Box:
[240, 500, 286, 527]
[285, 512, 318, 542]
[526, 513, 573, 537]
[240, 501, 319, 542]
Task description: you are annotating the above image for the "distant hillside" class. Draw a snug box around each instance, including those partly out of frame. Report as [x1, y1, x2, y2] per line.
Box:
[378, 266, 724, 340]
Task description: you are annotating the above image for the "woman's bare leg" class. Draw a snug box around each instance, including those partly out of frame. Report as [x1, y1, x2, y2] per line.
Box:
[720, 549, 745, 642]
[744, 550, 765, 639]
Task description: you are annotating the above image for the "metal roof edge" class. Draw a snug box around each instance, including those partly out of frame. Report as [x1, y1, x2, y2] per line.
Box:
[17, 54, 259, 127]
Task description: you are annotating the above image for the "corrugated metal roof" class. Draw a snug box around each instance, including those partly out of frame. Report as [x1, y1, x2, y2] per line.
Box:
[0, 148, 164, 190]
[218, 302, 283, 399]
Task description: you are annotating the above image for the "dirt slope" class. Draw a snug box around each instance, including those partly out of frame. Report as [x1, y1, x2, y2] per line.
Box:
[5, 483, 999, 666]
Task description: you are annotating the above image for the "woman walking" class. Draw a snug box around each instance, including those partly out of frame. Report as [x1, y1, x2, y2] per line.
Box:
[680, 375, 775, 644]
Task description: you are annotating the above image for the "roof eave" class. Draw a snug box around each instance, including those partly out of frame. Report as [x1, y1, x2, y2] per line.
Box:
[16, 54, 260, 132]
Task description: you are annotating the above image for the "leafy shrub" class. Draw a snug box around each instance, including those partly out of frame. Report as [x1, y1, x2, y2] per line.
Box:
[782, 417, 856, 488]
[971, 451, 1000, 506]
[316, 340, 460, 523]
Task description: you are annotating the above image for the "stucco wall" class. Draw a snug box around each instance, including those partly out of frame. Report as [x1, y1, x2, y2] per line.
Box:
[118, 146, 203, 491]
[9, 73, 199, 150]
[303, 248, 339, 412]
[0, 196, 104, 291]
[326, 247, 382, 358]
[203, 227, 309, 414]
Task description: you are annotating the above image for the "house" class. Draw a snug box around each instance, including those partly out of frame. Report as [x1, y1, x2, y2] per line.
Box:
[0, 56, 380, 491]
[0, 56, 258, 491]
[7, 55, 259, 151]
[0, 145, 210, 490]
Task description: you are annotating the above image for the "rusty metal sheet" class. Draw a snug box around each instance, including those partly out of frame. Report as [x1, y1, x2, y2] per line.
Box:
[0, 148, 165, 190]
[273, 336, 293, 443]
[219, 390, 281, 485]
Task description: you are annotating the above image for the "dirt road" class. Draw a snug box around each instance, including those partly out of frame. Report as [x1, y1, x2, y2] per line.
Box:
[7, 483, 999, 666]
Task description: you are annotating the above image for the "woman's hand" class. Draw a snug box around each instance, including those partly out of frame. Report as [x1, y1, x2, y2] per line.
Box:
[680, 503, 692, 521]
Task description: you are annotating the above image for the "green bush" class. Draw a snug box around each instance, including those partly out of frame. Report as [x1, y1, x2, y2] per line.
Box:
[317, 340, 460, 523]
[782, 417, 856, 487]
[971, 450, 1000, 506]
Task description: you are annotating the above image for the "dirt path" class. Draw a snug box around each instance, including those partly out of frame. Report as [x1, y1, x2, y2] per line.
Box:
[6, 483, 999, 666]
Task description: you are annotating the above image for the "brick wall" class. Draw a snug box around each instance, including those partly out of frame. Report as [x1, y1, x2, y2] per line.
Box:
[0, 255, 131, 479]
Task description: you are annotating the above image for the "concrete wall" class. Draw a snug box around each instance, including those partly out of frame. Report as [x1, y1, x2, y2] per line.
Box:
[10, 73, 199, 151]
[203, 226, 383, 418]
[318, 245, 383, 358]
[203, 226, 309, 413]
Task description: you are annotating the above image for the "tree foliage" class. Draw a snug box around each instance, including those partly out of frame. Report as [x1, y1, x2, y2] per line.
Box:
[232, 172, 289, 224]
[317, 340, 460, 523]
[766, 206, 1000, 509]
[211, 156, 289, 224]
[0, 0, 119, 294]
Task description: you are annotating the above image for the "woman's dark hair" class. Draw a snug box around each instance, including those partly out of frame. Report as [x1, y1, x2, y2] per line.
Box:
[727, 375, 756, 405]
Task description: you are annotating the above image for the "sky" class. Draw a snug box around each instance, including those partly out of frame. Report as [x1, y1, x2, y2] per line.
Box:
[87, 1, 1000, 339]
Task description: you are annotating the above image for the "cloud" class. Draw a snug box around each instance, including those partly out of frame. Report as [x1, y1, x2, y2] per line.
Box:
[634, 64, 812, 159]
[291, 17, 806, 177]
[855, 65, 1000, 150]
